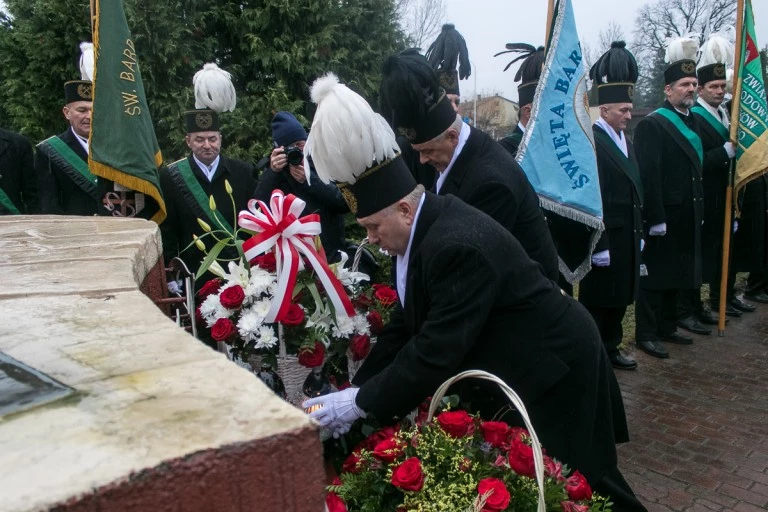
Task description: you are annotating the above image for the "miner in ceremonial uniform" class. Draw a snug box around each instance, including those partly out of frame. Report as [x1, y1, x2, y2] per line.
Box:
[379, 51, 559, 282]
[634, 36, 704, 359]
[303, 74, 646, 512]
[159, 64, 257, 281]
[579, 42, 643, 371]
[36, 80, 100, 215]
[0, 128, 38, 215]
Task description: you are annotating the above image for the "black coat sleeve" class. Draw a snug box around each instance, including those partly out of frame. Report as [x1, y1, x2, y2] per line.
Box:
[634, 119, 666, 228]
[294, 168, 349, 214]
[254, 166, 287, 202]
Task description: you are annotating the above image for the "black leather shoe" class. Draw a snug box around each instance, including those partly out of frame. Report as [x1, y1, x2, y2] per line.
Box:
[610, 354, 638, 370]
[730, 297, 757, 313]
[724, 304, 743, 317]
[660, 331, 694, 344]
[744, 292, 768, 304]
[676, 316, 711, 335]
[696, 309, 719, 325]
[636, 340, 669, 359]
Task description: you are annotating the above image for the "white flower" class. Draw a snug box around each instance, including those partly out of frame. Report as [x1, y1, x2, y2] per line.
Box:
[247, 267, 276, 297]
[333, 251, 370, 289]
[199, 294, 232, 327]
[352, 313, 371, 335]
[332, 314, 355, 338]
[250, 298, 272, 323]
[237, 307, 264, 341]
[255, 325, 278, 349]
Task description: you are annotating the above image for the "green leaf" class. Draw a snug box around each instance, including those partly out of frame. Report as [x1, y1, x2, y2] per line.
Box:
[195, 239, 227, 280]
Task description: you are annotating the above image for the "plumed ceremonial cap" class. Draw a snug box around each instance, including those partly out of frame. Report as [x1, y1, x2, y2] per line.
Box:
[589, 41, 639, 105]
[305, 73, 417, 218]
[495, 43, 544, 106]
[664, 35, 699, 85]
[379, 51, 457, 144]
[64, 80, 92, 104]
[272, 111, 308, 147]
[184, 109, 220, 133]
[184, 63, 235, 133]
[697, 33, 734, 85]
[425, 24, 471, 96]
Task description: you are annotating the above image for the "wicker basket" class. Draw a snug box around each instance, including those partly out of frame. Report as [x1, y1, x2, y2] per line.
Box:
[428, 370, 547, 512]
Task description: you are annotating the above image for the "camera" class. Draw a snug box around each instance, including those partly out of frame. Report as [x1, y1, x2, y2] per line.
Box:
[284, 146, 304, 166]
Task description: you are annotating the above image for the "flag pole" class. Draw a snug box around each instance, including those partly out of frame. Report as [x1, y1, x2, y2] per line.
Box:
[545, 0, 556, 48]
[90, 0, 96, 33]
[718, 0, 745, 336]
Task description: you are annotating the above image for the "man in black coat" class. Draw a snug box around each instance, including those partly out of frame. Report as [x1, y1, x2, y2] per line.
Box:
[159, 109, 257, 281]
[303, 74, 646, 511]
[0, 128, 38, 215]
[633, 47, 705, 359]
[736, 176, 768, 302]
[579, 42, 643, 371]
[378, 52, 559, 282]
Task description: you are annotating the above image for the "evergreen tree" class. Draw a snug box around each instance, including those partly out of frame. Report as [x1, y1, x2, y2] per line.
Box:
[633, 44, 666, 110]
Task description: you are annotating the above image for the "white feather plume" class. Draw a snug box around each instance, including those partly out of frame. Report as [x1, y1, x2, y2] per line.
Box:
[698, 32, 734, 69]
[305, 73, 398, 185]
[726, 68, 734, 95]
[193, 63, 236, 113]
[79, 42, 94, 81]
[665, 34, 700, 64]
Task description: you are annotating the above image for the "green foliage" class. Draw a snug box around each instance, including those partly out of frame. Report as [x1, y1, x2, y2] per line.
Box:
[0, 0, 406, 163]
[633, 45, 666, 110]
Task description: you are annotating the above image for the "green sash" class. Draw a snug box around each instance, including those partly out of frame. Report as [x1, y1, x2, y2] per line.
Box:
[652, 108, 704, 167]
[691, 105, 730, 141]
[37, 136, 99, 200]
[594, 128, 644, 201]
[167, 158, 234, 233]
[0, 187, 21, 214]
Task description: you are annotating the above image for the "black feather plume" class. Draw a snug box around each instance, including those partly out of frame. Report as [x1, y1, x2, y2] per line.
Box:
[425, 24, 471, 80]
[379, 54, 443, 129]
[495, 43, 546, 83]
[589, 41, 638, 85]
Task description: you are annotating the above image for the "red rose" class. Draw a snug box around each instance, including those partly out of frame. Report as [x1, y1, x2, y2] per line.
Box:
[436, 410, 475, 438]
[480, 421, 510, 448]
[565, 470, 592, 501]
[560, 502, 589, 512]
[325, 492, 347, 512]
[544, 455, 565, 482]
[363, 426, 399, 451]
[373, 285, 398, 306]
[508, 426, 529, 442]
[197, 278, 221, 299]
[373, 438, 404, 463]
[353, 293, 374, 309]
[341, 450, 364, 474]
[349, 334, 371, 361]
[253, 252, 276, 272]
[210, 318, 236, 342]
[507, 436, 535, 477]
[280, 303, 305, 326]
[297, 341, 326, 368]
[477, 478, 511, 512]
[219, 285, 246, 309]
[391, 457, 424, 491]
[366, 310, 384, 335]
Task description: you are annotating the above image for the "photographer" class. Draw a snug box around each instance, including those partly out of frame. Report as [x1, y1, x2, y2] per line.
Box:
[255, 112, 352, 266]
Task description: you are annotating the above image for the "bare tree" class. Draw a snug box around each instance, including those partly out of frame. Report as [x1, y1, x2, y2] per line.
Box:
[598, 22, 626, 53]
[397, 0, 447, 50]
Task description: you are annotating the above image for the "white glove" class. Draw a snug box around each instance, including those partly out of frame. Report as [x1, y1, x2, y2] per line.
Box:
[723, 141, 736, 158]
[734, 220, 739, 233]
[167, 279, 183, 295]
[649, 223, 667, 236]
[591, 250, 610, 267]
[303, 387, 366, 429]
[640, 239, 646, 252]
[331, 423, 352, 439]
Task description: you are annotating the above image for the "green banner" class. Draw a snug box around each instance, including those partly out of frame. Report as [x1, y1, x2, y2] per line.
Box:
[90, 0, 166, 223]
[733, 0, 768, 201]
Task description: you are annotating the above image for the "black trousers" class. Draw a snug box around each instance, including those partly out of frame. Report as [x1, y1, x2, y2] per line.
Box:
[747, 267, 768, 295]
[584, 305, 627, 358]
[635, 288, 677, 341]
[708, 267, 736, 308]
[592, 466, 648, 512]
[676, 288, 703, 320]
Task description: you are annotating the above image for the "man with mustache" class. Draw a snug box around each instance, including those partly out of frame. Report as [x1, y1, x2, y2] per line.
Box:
[633, 36, 705, 359]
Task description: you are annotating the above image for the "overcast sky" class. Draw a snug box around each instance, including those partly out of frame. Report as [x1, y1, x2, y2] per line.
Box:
[444, 0, 768, 101]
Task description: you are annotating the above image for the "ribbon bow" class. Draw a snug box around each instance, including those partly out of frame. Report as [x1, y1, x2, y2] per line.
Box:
[238, 190, 355, 323]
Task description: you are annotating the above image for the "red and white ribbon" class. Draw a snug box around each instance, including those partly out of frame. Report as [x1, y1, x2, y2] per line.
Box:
[238, 190, 355, 323]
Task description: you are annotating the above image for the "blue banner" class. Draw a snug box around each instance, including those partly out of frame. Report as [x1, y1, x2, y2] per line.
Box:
[517, 0, 603, 282]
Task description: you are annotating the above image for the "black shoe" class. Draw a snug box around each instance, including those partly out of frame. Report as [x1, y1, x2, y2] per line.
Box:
[744, 292, 768, 304]
[660, 331, 694, 344]
[610, 354, 638, 370]
[724, 303, 743, 317]
[730, 297, 757, 313]
[676, 316, 711, 335]
[636, 340, 669, 359]
[696, 309, 720, 325]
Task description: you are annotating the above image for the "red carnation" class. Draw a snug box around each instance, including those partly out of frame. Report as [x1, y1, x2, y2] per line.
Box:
[297, 341, 326, 368]
[219, 285, 245, 309]
[280, 303, 305, 326]
[373, 438, 404, 463]
[391, 457, 424, 491]
[477, 478, 511, 512]
[373, 285, 398, 306]
[253, 252, 277, 272]
[436, 410, 475, 438]
[210, 318, 236, 342]
[366, 310, 384, 335]
[197, 278, 221, 299]
[480, 421, 510, 448]
[325, 492, 347, 512]
[565, 470, 592, 501]
[349, 334, 372, 361]
[508, 436, 535, 477]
